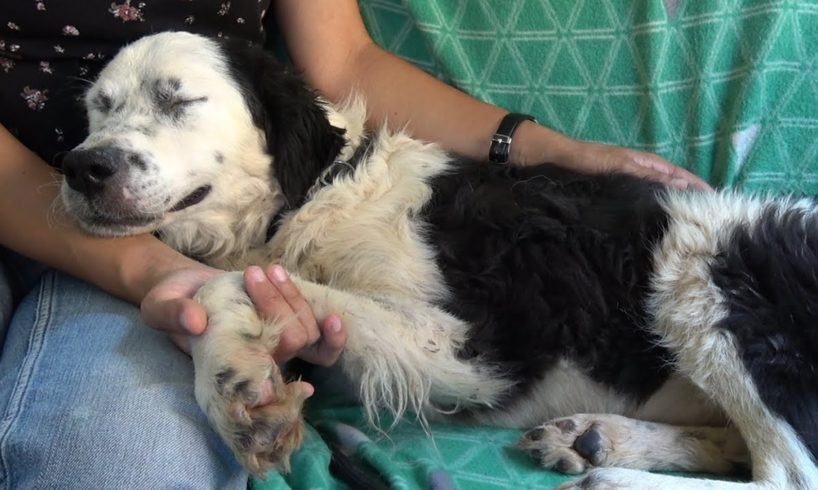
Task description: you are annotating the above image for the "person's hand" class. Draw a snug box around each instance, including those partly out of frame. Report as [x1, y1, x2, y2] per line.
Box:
[510, 122, 712, 191]
[561, 139, 712, 191]
[140, 262, 346, 379]
[243, 264, 346, 366]
[243, 264, 347, 399]
[140, 261, 222, 352]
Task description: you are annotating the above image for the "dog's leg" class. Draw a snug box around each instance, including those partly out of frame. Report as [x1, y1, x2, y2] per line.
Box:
[289, 276, 515, 424]
[519, 413, 748, 475]
[555, 196, 818, 490]
[639, 201, 818, 489]
[190, 273, 308, 477]
[191, 271, 512, 476]
[623, 310, 818, 490]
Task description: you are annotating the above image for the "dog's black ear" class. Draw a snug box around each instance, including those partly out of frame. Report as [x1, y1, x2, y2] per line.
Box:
[218, 39, 346, 207]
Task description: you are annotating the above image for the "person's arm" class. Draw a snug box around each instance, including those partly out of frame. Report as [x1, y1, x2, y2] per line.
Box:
[0, 125, 345, 373]
[275, 0, 709, 190]
[0, 124, 197, 305]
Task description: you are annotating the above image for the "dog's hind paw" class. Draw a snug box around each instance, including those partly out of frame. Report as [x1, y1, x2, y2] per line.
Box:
[519, 414, 614, 474]
[519, 413, 748, 477]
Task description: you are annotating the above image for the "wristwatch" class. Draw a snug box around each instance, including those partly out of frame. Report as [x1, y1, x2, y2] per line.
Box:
[488, 112, 536, 164]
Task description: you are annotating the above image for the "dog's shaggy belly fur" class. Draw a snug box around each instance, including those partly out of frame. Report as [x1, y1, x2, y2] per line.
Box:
[61, 32, 818, 489]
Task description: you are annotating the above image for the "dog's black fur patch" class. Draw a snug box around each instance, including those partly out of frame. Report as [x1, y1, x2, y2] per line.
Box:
[710, 205, 818, 459]
[217, 39, 346, 208]
[424, 162, 674, 403]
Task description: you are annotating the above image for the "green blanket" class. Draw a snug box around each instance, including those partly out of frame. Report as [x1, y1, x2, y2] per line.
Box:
[254, 1, 818, 488]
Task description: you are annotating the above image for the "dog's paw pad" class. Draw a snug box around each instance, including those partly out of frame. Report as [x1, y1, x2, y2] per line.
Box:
[519, 416, 612, 474]
[573, 424, 605, 465]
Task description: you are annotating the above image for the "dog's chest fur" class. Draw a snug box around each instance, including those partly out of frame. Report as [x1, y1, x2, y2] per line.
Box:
[255, 129, 683, 412]
[267, 131, 453, 303]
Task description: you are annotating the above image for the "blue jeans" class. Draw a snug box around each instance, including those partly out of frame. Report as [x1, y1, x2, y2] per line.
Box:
[0, 250, 246, 489]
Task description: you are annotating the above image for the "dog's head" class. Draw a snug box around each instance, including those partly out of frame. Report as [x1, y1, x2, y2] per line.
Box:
[60, 32, 347, 241]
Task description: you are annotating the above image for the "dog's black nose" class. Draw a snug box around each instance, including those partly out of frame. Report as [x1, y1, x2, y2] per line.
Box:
[61, 147, 123, 197]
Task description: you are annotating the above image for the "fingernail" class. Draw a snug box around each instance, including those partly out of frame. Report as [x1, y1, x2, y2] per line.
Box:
[247, 265, 265, 283]
[327, 315, 342, 333]
[271, 265, 288, 283]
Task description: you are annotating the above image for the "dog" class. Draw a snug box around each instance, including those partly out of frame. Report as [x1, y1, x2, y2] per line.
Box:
[58, 32, 818, 489]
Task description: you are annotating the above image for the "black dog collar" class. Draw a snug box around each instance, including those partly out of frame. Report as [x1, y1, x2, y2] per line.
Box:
[488, 113, 536, 164]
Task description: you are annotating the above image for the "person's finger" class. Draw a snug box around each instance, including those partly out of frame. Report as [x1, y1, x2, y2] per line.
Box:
[244, 265, 309, 362]
[611, 153, 702, 191]
[265, 265, 317, 328]
[287, 380, 315, 399]
[613, 159, 680, 187]
[141, 295, 208, 336]
[168, 332, 192, 354]
[666, 164, 712, 191]
[244, 265, 289, 320]
[265, 264, 320, 354]
[643, 164, 710, 191]
[629, 151, 712, 190]
[296, 314, 347, 367]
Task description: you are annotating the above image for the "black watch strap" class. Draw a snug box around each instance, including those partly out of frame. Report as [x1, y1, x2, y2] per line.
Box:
[488, 113, 536, 164]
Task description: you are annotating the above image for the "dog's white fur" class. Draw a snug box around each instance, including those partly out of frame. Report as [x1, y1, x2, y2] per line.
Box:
[61, 32, 818, 488]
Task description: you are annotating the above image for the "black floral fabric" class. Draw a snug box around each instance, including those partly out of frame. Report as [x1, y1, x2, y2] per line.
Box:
[0, 0, 272, 164]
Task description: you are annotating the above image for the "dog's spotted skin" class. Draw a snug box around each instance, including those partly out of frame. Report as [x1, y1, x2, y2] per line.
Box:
[60, 32, 818, 488]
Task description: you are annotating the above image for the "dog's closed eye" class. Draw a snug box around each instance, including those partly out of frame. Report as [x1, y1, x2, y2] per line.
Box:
[159, 95, 208, 115]
[150, 77, 208, 119]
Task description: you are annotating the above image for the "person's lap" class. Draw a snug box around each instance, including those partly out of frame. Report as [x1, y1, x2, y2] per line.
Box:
[0, 254, 245, 489]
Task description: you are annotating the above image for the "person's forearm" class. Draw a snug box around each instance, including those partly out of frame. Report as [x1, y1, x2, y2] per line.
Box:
[316, 41, 567, 166]
[275, 0, 566, 166]
[315, 41, 505, 159]
[0, 125, 199, 304]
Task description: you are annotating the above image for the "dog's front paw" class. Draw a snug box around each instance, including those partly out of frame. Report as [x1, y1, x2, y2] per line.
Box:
[191, 272, 308, 477]
[205, 361, 308, 476]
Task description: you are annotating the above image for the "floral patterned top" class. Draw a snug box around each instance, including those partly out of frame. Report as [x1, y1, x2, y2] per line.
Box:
[0, 0, 272, 163]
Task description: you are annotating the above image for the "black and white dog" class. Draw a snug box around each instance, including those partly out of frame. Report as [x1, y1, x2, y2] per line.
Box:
[59, 32, 818, 489]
